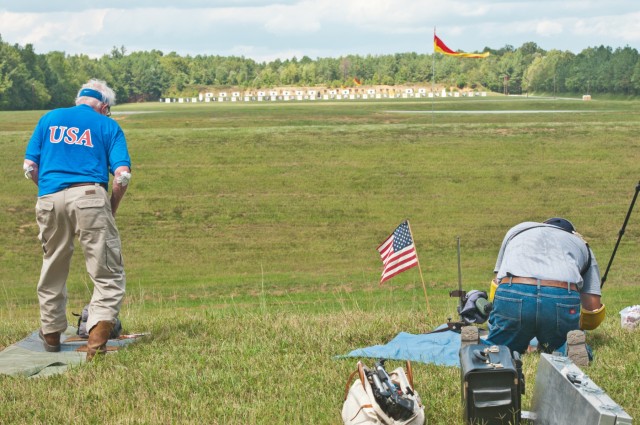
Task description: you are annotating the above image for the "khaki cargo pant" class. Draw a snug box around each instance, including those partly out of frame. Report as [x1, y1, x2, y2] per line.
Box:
[35, 184, 125, 334]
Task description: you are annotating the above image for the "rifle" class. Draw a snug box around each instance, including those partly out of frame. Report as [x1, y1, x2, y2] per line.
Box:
[447, 237, 492, 331]
[448, 236, 467, 329]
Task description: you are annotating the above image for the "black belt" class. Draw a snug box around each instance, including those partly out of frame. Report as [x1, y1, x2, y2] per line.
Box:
[67, 182, 107, 191]
[499, 277, 577, 292]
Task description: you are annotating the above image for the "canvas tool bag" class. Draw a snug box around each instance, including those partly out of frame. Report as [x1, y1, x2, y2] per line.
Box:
[342, 360, 425, 425]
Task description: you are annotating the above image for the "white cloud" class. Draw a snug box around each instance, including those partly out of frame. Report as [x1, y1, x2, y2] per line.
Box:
[0, 10, 108, 54]
[0, 11, 36, 34]
[573, 12, 640, 42]
[536, 20, 563, 37]
[262, 4, 322, 34]
[1, 1, 639, 59]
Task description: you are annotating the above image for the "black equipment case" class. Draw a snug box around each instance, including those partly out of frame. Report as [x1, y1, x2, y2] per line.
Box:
[460, 344, 524, 425]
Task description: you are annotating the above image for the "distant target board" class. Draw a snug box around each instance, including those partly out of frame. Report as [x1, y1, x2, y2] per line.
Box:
[178, 87, 483, 104]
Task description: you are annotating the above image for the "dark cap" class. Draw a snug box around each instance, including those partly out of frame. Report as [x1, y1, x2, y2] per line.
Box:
[544, 217, 576, 233]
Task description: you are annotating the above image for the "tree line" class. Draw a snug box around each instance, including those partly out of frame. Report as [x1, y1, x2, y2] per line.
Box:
[1, 35, 639, 110]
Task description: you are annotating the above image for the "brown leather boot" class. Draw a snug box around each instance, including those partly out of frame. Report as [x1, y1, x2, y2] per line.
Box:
[39, 329, 61, 352]
[86, 321, 114, 362]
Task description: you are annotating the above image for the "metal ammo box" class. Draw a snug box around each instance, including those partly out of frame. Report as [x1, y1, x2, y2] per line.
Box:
[530, 353, 633, 424]
[460, 344, 523, 425]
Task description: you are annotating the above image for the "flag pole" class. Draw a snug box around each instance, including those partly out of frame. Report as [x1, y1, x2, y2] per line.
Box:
[406, 220, 432, 315]
[432, 27, 436, 129]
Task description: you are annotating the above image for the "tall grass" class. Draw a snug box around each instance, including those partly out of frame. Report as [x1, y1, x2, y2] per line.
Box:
[1, 96, 639, 423]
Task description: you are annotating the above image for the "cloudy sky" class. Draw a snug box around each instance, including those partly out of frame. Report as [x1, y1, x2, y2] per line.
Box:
[1, 0, 639, 62]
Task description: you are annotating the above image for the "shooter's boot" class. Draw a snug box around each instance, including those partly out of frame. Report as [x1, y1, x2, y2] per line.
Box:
[86, 321, 114, 362]
[566, 330, 589, 367]
[460, 326, 480, 350]
[39, 329, 61, 352]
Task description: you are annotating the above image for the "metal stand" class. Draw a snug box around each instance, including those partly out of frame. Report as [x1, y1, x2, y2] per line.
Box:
[601, 180, 640, 288]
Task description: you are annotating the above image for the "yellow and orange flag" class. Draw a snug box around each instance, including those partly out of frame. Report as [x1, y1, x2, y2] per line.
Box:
[434, 33, 489, 58]
[353, 77, 362, 86]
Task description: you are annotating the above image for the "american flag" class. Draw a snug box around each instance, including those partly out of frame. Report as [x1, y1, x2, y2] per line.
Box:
[377, 221, 418, 284]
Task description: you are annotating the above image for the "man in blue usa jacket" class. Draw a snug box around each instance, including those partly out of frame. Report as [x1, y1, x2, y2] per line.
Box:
[24, 79, 131, 361]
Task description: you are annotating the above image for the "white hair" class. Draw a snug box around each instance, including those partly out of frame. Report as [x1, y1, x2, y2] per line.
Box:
[75, 79, 116, 107]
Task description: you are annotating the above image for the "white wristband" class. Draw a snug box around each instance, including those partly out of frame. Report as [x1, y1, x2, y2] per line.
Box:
[115, 171, 131, 186]
[23, 164, 34, 180]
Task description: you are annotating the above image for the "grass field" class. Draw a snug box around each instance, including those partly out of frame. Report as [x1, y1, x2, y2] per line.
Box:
[1, 95, 639, 424]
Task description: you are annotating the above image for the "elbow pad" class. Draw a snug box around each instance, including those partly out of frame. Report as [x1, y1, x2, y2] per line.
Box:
[580, 304, 606, 330]
[489, 279, 498, 302]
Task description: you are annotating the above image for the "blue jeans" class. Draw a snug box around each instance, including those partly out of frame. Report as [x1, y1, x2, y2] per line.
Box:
[485, 282, 581, 354]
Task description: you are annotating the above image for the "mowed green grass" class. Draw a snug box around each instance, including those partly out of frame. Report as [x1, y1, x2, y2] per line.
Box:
[1, 96, 639, 424]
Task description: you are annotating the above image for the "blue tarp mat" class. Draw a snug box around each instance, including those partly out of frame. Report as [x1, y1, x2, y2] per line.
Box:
[0, 326, 145, 378]
[342, 328, 463, 367]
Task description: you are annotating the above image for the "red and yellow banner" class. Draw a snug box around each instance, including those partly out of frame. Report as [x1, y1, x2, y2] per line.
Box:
[434, 34, 489, 58]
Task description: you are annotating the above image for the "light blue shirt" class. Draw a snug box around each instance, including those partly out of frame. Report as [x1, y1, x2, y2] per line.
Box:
[494, 222, 601, 295]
